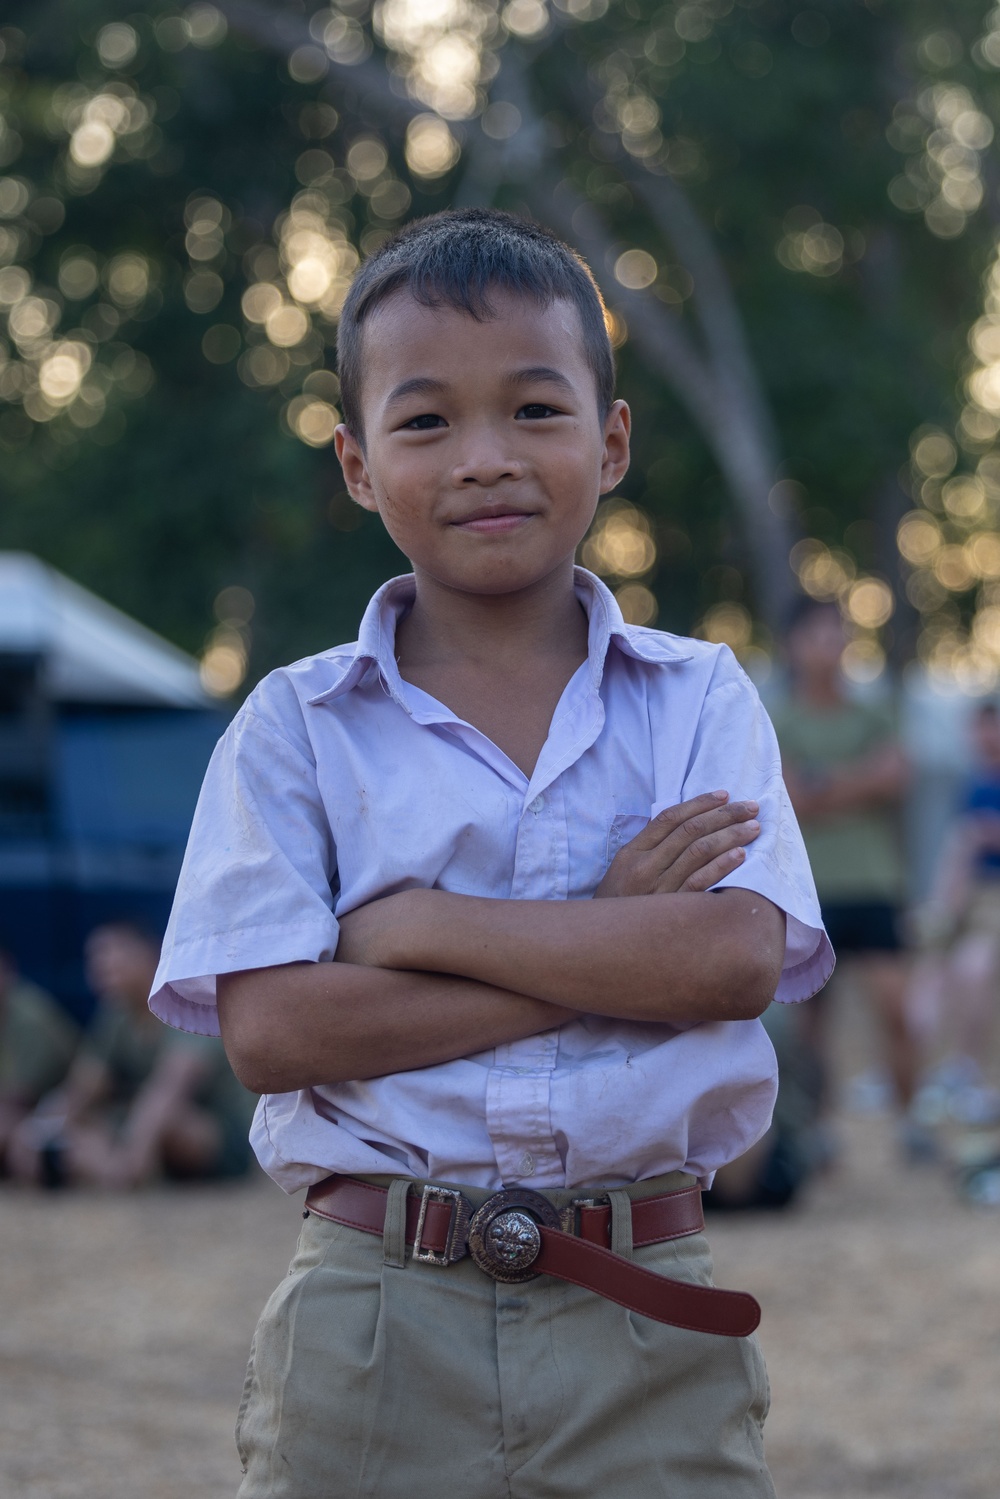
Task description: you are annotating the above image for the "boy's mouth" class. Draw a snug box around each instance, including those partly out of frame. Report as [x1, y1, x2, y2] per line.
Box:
[450, 505, 535, 535]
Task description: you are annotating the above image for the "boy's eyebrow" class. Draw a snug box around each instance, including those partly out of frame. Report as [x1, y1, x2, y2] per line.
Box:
[385, 366, 577, 410]
[385, 375, 448, 409]
[504, 365, 575, 392]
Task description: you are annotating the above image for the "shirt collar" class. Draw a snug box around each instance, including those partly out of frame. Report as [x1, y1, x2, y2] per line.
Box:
[575, 567, 693, 684]
[306, 567, 692, 708]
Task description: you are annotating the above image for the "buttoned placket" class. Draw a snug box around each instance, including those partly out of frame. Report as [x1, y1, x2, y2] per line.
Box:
[381, 640, 611, 1188]
[490, 684, 611, 1184]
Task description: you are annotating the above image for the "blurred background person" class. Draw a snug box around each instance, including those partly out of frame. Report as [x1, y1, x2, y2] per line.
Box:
[706, 996, 825, 1212]
[909, 701, 1000, 1123]
[0, 948, 78, 1175]
[11, 922, 255, 1190]
[770, 597, 925, 1160]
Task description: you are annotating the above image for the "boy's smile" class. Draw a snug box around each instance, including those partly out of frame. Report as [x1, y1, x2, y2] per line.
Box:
[335, 288, 630, 601]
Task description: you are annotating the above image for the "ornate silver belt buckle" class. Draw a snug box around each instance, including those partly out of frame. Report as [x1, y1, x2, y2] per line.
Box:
[412, 1185, 472, 1266]
[468, 1188, 561, 1283]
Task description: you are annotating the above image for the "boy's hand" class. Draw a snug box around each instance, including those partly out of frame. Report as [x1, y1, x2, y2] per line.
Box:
[594, 791, 760, 899]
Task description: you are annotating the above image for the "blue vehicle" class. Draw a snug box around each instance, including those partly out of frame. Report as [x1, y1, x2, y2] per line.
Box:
[0, 554, 229, 1021]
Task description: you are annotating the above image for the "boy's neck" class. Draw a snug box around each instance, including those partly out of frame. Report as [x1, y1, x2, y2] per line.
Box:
[396, 561, 590, 674]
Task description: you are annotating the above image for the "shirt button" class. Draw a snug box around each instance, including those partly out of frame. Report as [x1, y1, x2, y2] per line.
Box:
[529, 796, 544, 814]
[518, 1151, 535, 1177]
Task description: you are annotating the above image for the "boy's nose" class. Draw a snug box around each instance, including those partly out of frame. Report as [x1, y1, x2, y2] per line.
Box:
[450, 428, 524, 486]
[452, 454, 524, 486]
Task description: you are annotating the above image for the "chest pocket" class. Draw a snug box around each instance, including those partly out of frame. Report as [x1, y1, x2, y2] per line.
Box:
[606, 812, 649, 869]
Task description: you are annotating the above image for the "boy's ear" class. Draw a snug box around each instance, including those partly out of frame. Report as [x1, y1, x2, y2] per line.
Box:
[599, 400, 631, 495]
[334, 425, 379, 514]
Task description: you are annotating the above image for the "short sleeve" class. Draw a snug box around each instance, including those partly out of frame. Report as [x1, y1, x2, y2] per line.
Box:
[677, 649, 834, 1003]
[150, 699, 340, 1035]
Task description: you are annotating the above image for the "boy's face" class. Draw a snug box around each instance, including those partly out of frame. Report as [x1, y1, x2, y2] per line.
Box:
[335, 288, 630, 599]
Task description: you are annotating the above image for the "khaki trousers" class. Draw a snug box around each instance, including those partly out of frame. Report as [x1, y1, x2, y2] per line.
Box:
[236, 1173, 774, 1499]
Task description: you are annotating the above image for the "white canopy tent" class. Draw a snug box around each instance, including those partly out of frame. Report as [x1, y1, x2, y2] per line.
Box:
[0, 552, 209, 708]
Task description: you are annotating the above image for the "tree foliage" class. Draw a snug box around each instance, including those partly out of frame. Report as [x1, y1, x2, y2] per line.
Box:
[2, 0, 1000, 694]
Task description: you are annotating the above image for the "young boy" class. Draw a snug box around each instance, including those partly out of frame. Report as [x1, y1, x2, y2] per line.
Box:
[151, 208, 833, 1498]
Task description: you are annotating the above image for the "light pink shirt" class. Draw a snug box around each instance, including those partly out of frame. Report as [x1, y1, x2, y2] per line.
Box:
[151, 570, 833, 1193]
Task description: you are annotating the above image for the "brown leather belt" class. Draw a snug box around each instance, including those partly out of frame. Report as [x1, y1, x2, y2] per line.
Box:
[304, 1175, 760, 1338]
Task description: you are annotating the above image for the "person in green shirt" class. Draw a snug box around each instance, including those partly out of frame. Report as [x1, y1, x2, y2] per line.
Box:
[771, 597, 922, 1152]
[11, 922, 255, 1189]
[0, 950, 79, 1172]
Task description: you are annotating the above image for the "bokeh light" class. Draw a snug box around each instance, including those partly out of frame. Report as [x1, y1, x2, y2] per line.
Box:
[581, 500, 657, 579]
[96, 23, 139, 69]
[841, 638, 886, 684]
[776, 207, 846, 277]
[845, 577, 894, 630]
[614, 249, 658, 291]
[285, 395, 339, 447]
[405, 115, 461, 177]
[376, 0, 493, 119]
[701, 601, 753, 650]
[615, 582, 657, 626]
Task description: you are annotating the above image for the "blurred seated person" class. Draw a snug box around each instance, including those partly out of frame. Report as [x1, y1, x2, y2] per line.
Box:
[910, 701, 1000, 1104]
[11, 922, 255, 1189]
[707, 998, 824, 1211]
[770, 597, 922, 1156]
[0, 949, 79, 1173]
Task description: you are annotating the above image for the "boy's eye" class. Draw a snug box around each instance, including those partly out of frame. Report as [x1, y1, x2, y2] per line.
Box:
[516, 403, 560, 420]
[403, 413, 446, 430]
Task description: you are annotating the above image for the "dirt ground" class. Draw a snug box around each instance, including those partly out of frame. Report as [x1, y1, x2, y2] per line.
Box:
[3, 978, 1000, 1499]
[1, 1110, 997, 1499]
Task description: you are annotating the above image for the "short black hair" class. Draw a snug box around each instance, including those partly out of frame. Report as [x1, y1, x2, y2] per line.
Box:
[336, 207, 615, 438]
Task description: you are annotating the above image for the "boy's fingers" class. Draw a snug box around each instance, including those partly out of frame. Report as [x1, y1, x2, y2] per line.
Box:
[663, 821, 760, 884]
[676, 845, 751, 893]
[628, 791, 731, 849]
[632, 791, 758, 851]
[638, 802, 760, 873]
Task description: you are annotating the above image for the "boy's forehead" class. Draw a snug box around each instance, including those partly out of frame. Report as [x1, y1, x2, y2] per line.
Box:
[362, 287, 590, 385]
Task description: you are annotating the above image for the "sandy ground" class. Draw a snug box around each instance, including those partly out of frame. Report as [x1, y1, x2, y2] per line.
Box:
[1, 1106, 998, 1499]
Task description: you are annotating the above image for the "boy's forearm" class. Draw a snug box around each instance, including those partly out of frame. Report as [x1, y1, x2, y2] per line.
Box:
[369, 887, 784, 1023]
[216, 962, 577, 1093]
[347, 889, 782, 1022]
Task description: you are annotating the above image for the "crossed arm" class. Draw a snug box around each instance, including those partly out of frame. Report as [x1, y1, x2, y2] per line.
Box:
[218, 791, 786, 1093]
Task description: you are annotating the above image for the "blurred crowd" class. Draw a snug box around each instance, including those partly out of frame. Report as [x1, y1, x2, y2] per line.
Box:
[0, 922, 255, 1192]
[712, 596, 1000, 1213]
[3, 607, 1000, 1207]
